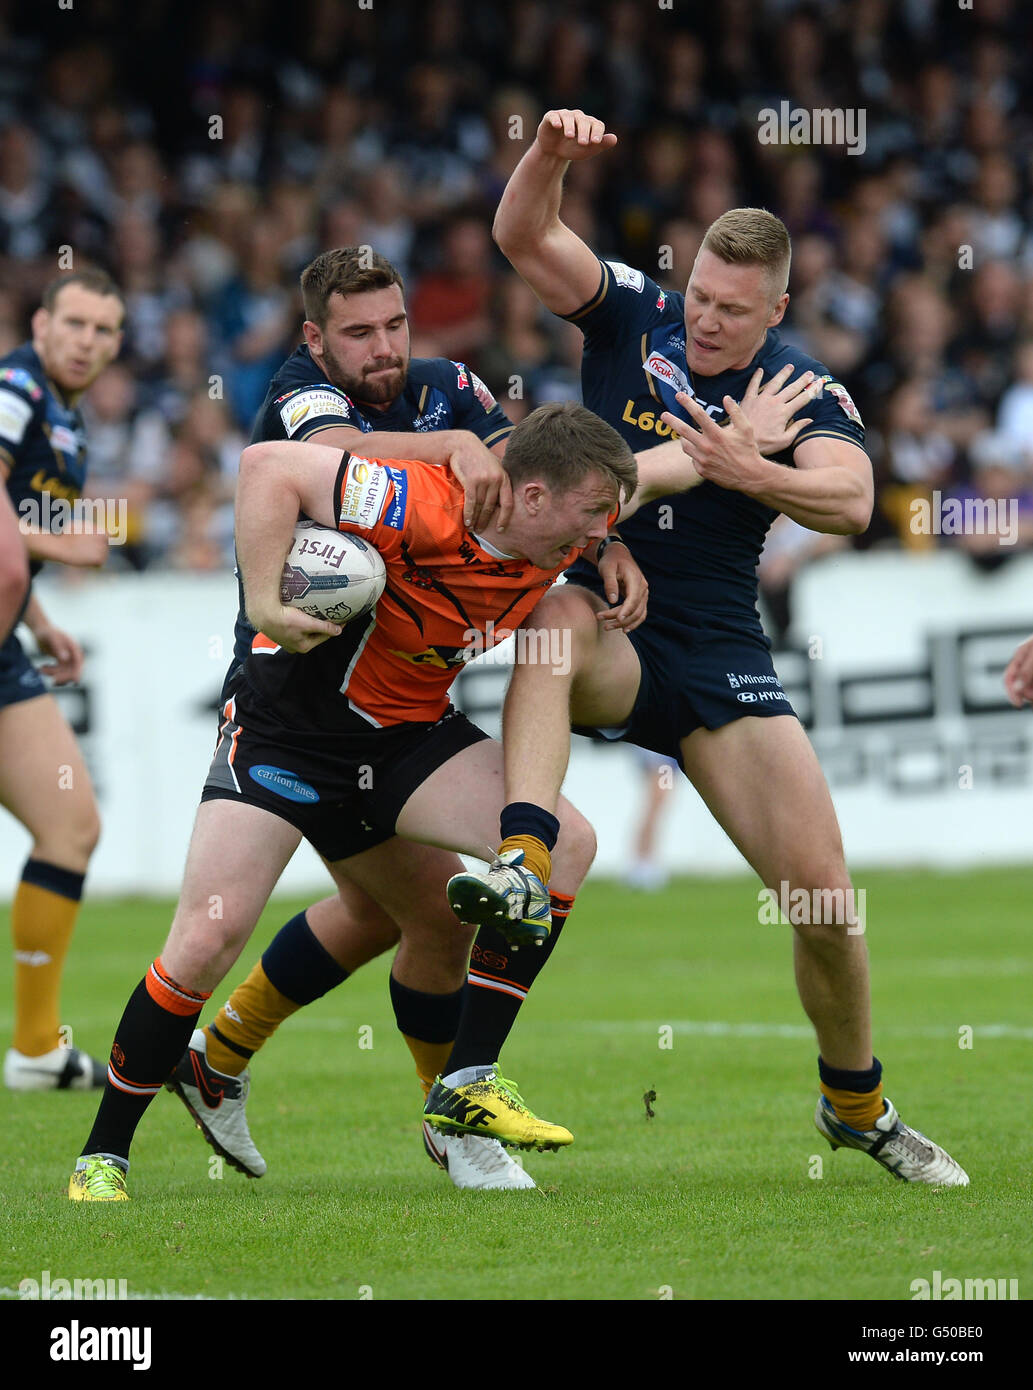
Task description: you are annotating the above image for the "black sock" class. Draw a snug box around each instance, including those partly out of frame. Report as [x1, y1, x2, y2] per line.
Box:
[444, 893, 573, 1073]
[262, 910, 349, 1005]
[388, 974, 465, 1043]
[81, 960, 210, 1163]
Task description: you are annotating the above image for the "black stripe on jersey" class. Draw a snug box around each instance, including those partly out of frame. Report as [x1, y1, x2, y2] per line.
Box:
[400, 540, 474, 629]
[793, 428, 867, 450]
[332, 451, 353, 520]
[563, 263, 610, 323]
[494, 586, 539, 628]
[384, 582, 425, 636]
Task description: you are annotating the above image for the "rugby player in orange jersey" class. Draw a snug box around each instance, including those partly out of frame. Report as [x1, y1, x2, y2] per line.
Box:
[69, 400, 713, 1199]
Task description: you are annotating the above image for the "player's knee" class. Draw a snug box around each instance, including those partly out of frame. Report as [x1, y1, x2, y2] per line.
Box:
[783, 868, 864, 940]
[34, 801, 101, 869]
[528, 587, 602, 662]
[555, 806, 596, 881]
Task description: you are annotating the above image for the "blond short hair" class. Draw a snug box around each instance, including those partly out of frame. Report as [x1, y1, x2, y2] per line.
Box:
[701, 208, 791, 299]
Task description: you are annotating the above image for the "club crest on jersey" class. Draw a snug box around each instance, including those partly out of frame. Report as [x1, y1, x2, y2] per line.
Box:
[455, 363, 470, 390]
[606, 261, 644, 293]
[656, 289, 667, 310]
[819, 376, 863, 426]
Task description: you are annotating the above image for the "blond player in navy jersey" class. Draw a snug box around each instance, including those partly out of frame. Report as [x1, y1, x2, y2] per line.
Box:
[438, 109, 970, 1187]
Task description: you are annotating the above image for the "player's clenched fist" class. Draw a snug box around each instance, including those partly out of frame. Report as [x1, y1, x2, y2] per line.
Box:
[536, 109, 617, 161]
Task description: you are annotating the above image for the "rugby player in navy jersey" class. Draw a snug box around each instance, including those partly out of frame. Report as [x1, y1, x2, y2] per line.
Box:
[0, 272, 123, 1093]
[442, 109, 969, 1186]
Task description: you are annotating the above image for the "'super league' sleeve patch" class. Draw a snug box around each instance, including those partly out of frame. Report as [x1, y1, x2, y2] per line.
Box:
[820, 376, 863, 427]
[337, 455, 391, 528]
[605, 261, 645, 293]
[0, 388, 34, 444]
[280, 387, 353, 436]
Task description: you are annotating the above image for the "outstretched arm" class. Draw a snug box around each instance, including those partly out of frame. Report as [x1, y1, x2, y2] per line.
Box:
[493, 109, 617, 316]
[663, 393, 872, 535]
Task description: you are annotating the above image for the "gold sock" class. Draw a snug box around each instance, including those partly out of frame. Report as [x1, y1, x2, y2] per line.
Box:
[498, 834, 552, 886]
[204, 961, 300, 1076]
[402, 1036, 455, 1096]
[12, 880, 80, 1057]
[821, 1080, 885, 1132]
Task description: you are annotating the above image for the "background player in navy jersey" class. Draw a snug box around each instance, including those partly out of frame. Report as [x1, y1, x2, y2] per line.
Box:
[452, 108, 969, 1186]
[169, 246, 652, 1191]
[1, 271, 124, 1092]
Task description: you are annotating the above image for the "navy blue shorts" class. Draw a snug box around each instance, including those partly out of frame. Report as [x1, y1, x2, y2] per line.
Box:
[200, 675, 489, 862]
[0, 631, 47, 709]
[569, 598, 797, 767]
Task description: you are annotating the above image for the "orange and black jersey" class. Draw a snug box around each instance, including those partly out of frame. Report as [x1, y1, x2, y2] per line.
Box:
[243, 453, 580, 730]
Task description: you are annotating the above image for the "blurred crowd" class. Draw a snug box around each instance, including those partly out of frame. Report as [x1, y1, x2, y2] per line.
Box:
[2, 0, 1032, 631]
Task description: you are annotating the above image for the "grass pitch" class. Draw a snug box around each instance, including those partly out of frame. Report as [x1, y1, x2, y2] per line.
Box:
[1, 869, 1030, 1301]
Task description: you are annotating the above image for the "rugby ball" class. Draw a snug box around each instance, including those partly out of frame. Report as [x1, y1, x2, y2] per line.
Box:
[280, 520, 386, 626]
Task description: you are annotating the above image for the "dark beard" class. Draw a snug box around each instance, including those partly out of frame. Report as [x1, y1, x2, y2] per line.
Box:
[318, 343, 408, 407]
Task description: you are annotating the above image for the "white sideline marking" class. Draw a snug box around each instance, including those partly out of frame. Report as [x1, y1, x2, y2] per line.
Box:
[283, 1018, 1033, 1040]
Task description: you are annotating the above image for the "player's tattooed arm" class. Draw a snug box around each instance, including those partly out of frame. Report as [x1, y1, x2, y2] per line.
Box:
[493, 109, 616, 316]
[664, 393, 872, 535]
[235, 440, 347, 652]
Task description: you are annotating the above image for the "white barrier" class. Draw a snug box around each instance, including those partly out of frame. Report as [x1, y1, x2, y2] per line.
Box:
[1, 551, 1031, 900]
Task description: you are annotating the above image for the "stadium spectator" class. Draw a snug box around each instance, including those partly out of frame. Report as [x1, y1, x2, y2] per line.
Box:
[409, 213, 497, 363]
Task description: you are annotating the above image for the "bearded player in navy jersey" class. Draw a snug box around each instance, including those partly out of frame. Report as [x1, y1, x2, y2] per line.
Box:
[441, 109, 969, 1187]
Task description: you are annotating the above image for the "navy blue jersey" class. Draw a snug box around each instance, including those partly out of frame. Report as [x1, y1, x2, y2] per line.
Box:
[249, 346, 514, 449]
[229, 346, 515, 672]
[563, 259, 867, 635]
[0, 343, 88, 580]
